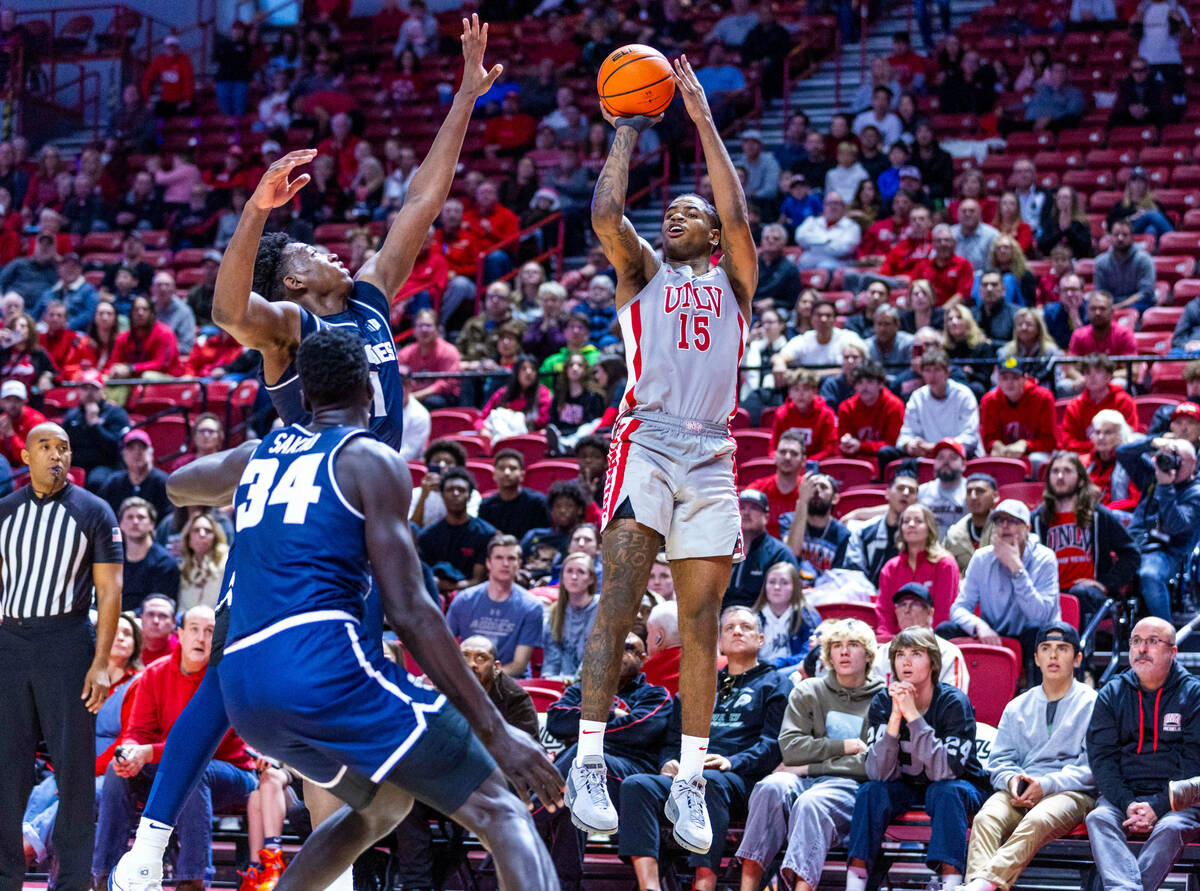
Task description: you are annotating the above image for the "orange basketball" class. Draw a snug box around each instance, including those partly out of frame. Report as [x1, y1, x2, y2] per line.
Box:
[597, 44, 675, 118]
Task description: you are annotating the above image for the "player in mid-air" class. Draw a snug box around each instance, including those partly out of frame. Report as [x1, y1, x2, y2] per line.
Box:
[108, 17, 509, 891]
[564, 56, 757, 854]
[169, 326, 561, 889]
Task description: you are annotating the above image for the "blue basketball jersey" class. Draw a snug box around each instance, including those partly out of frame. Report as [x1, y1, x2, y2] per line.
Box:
[225, 423, 373, 644]
[263, 280, 405, 452]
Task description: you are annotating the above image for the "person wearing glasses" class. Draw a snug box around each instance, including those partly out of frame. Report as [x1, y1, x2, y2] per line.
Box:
[1085, 617, 1200, 891]
[165, 412, 224, 473]
[1109, 56, 1171, 129]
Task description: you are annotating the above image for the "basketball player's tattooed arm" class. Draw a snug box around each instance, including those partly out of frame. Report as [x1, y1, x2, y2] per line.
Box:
[358, 15, 502, 299]
[165, 440, 261, 508]
[672, 55, 758, 321]
[339, 439, 566, 809]
[593, 116, 659, 306]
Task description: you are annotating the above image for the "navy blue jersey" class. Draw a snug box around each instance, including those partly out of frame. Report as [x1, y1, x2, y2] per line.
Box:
[225, 423, 373, 644]
[263, 280, 405, 451]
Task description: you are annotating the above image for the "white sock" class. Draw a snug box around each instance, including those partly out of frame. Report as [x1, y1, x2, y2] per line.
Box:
[678, 734, 709, 780]
[941, 873, 964, 891]
[132, 816, 172, 859]
[575, 720, 607, 763]
[845, 865, 868, 891]
[963, 879, 997, 891]
[324, 867, 354, 890]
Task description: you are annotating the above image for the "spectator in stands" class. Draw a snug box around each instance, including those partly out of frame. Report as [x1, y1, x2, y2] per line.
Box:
[175, 513, 227, 612]
[1038, 185, 1093, 259]
[477, 355, 551, 434]
[100, 429, 170, 523]
[777, 175, 822, 233]
[943, 498, 1060, 676]
[793, 192, 862, 270]
[418, 467, 495, 596]
[877, 504, 961, 639]
[853, 57, 903, 113]
[1024, 61, 1086, 131]
[853, 87, 903, 147]
[796, 132, 834, 192]
[446, 533, 542, 676]
[464, 180, 520, 282]
[846, 464, 919, 588]
[0, 233, 57, 308]
[973, 271, 1014, 345]
[769, 368, 839, 459]
[61, 370, 128, 490]
[61, 173, 105, 237]
[1069, 291, 1137, 363]
[573, 435, 607, 509]
[858, 191, 914, 267]
[92, 605, 255, 890]
[980, 357, 1058, 468]
[723, 489, 798, 610]
[753, 561, 820, 668]
[647, 552, 675, 604]
[911, 123, 955, 201]
[543, 631, 671, 890]
[1106, 167, 1174, 238]
[1069, 0, 1118, 27]
[825, 143, 868, 209]
[844, 625, 988, 891]
[522, 281, 570, 362]
[396, 308, 462, 409]
[457, 280, 524, 365]
[520, 479, 590, 563]
[873, 584, 970, 689]
[740, 129, 780, 208]
[844, 282, 890, 340]
[776, 112, 810, 171]
[169, 413, 222, 473]
[577, 275, 618, 349]
[1085, 616, 1200, 890]
[753, 224, 801, 315]
[109, 296, 183, 380]
[938, 50, 998, 117]
[1001, 308, 1078, 395]
[1087, 409, 1138, 508]
[849, 178, 883, 232]
[1119, 434, 1200, 619]
[944, 473, 997, 574]
[33, 253, 96, 330]
[915, 224, 974, 306]
[1010, 161, 1050, 240]
[0, 378, 45, 472]
[147, 271, 195, 357]
[1110, 57, 1170, 130]
[148, 151, 201, 215]
[1032, 451, 1138, 623]
[857, 204, 937, 294]
[897, 349, 980, 457]
[101, 232, 154, 296]
[548, 352, 605, 449]
[1133, 0, 1190, 118]
[484, 92, 537, 157]
[786, 472, 852, 576]
[887, 33, 927, 90]
[540, 551, 599, 681]
[644, 601, 682, 695]
[141, 34, 194, 117]
[865, 305, 913, 372]
[918, 439, 969, 534]
[818, 339, 868, 412]
[113, 172, 166, 232]
[479, 448, 550, 540]
[837, 360, 904, 466]
[707, 0, 758, 47]
[983, 235, 1037, 308]
[41, 298, 91, 378]
[1062, 354, 1138, 453]
[737, 617, 883, 891]
[621, 605, 787, 890]
[1043, 272, 1087, 350]
[748, 429, 806, 538]
[116, 495, 180, 611]
[1095, 220, 1157, 311]
[962, 622, 1097, 891]
[890, 325, 949, 402]
[952, 199, 999, 274]
[774, 299, 865, 379]
[138, 594, 177, 666]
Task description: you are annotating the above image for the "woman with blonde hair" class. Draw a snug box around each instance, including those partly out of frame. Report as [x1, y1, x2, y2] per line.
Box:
[875, 504, 960, 639]
[898, 279, 945, 334]
[980, 233, 1037, 307]
[1106, 167, 1174, 238]
[943, 303, 996, 398]
[998, 307, 1080, 395]
[992, 191, 1034, 255]
[752, 561, 822, 668]
[541, 551, 599, 680]
[176, 512, 229, 611]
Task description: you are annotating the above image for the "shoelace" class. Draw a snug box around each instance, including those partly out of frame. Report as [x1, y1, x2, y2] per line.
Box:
[677, 779, 707, 827]
[581, 765, 609, 806]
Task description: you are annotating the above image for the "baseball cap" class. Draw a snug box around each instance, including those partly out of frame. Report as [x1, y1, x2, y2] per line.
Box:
[202, 249, 223, 264]
[899, 165, 922, 180]
[164, 34, 180, 46]
[1171, 401, 1200, 421]
[997, 356, 1022, 375]
[0, 380, 26, 400]
[78, 369, 106, 388]
[741, 128, 764, 143]
[1035, 621, 1081, 654]
[739, 489, 770, 512]
[966, 472, 998, 491]
[892, 581, 933, 606]
[124, 429, 152, 447]
[931, 438, 966, 459]
[990, 498, 1031, 526]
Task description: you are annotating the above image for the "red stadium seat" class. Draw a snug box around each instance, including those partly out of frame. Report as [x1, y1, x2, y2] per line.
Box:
[732, 429, 772, 462]
[800, 268, 830, 289]
[834, 486, 888, 516]
[428, 409, 478, 439]
[442, 433, 489, 459]
[1155, 189, 1197, 213]
[1153, 256, 1196, 284]
[143, 417, 190, 464]
[1182, 208, 1200, 229]
[521, 686, 563, 712]
[523, 460, 580, 492]
[1135, 395, 1183, 430]
[957, 643, 1019, 725]
[1159, 232, 1200, 256]
[1171, 165, 1200, 188]
[819, 458, 877, 489]
[128, 382, 202, 416]
[408, 462, 426, 488]
[1087, 190, 1123, 212]
[1062, 168, 1114, 190]
[730, 407, 751, 430]
[1032, 150, 1083, 172]
[997, 481, 1046, 507]
[737, 457, 777, 487]
[1140, 306, 1185, 332]
[1162, 123, 1200, 144]
[42, 387, 80, 414]
[1150, 361, 1188, 394]
[491, 433, 549, 466]
[1109, 126, 1159, 149]
[1060, 593, 1081, 630]
[1112, 308, 1139, 331]
[1134, 331, 1171, 356]
[1140, 145, 1192, 165]
[964, 457, 1029, 486]
[1171, 279, 1200, 306]
[82, 232, 122, 252]
[815, 601, 878, 625]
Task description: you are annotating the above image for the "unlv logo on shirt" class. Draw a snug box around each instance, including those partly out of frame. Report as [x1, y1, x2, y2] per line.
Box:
[1004, 420, 1029, 440]
[664, 282, 724, 352]
[1044, 523, 1092, 552]
[856, 424, 880, 441]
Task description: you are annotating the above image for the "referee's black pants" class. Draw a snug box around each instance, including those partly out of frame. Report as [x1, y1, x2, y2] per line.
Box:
[0, 614, 96, 891]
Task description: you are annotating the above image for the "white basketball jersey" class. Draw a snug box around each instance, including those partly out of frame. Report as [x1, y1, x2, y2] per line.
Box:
[616, 262, 747, 427]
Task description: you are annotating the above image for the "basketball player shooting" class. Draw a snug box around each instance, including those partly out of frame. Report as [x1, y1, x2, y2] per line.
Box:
[565, 56, 757, 855]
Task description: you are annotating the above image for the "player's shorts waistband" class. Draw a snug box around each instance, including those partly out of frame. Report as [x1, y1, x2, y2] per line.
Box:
[626, 411, 730, 437]
[224, 610, 360, 656]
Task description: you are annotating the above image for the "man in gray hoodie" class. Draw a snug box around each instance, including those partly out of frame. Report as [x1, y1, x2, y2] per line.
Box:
[735, 618, 885, 891]
[963, 622, 1097, 891]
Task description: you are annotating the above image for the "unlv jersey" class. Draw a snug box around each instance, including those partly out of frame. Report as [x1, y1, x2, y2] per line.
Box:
[616, 263, 746, 427]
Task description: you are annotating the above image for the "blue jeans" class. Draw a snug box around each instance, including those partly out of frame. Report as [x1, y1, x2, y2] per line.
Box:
[914, 0, 952, 47]
[93, 760, 257, 881]
[214, 81, 250, 116]
[1139, 548, 1181, 620]
[846, 778, 984, 873]
[1130, 209, 1174, 238]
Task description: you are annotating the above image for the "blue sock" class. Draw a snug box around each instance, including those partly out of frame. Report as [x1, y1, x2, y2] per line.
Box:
[142, 670, 231, 824]
[265, 836, 282, 850]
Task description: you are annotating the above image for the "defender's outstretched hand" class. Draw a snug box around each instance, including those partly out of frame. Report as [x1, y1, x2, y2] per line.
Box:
[249, 149, 317, 213]
[673, 55, 713, 123]
[458, 14, 503, 100]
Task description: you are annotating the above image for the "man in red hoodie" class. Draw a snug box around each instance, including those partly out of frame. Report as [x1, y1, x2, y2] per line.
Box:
[40, 300, 89, 379]
[1061, 354, 1138, 455]
[140, 35, 194, 118]
[770, 369, 838, 458]
[464, 180, 520, 284]
[980, 356, 1058, 471]
[92, 605, 256, 890]
[837, 360, 906, 469]
[0, 379, 47, 469]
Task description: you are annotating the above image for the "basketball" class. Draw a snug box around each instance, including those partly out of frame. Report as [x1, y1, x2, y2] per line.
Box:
[597, 44, 676, 118]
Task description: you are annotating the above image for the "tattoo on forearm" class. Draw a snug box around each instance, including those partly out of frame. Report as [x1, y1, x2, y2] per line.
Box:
[591, 128, 639, 220]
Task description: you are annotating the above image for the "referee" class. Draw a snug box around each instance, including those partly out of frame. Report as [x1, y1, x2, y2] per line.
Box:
[0, 422, 122, 891]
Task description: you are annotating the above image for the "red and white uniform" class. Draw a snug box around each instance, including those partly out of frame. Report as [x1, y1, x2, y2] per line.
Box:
[602, 263, 748, 561]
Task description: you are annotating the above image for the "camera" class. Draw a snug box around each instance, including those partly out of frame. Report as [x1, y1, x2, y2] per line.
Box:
[1155, 450, 1183, 474]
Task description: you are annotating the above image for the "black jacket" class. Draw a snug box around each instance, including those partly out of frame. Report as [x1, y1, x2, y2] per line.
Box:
[546, 673, 672, 771]
[1031, 502, 1139, 594]
[1087, 662, 1200, 816]
[723, 530, 798, 611]
[62, 401, 130, 471]
[658, 661, 789, 782]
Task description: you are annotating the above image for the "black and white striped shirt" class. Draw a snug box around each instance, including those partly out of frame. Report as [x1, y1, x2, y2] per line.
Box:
[0, 482, 123, 619]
